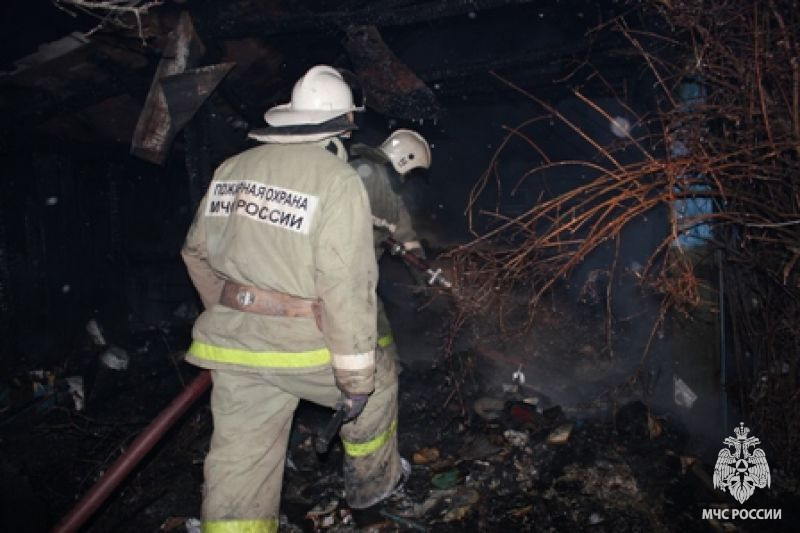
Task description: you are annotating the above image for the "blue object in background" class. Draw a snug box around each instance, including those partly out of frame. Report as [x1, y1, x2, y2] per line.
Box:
[673, 81, 714, 248]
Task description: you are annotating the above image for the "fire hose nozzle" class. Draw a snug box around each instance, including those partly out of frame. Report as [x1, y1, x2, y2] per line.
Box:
[427, 268, 452, 288]
[383, 237, 453, 289]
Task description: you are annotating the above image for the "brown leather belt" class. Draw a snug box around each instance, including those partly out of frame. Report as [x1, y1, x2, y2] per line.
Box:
[220, 281, 321, 323]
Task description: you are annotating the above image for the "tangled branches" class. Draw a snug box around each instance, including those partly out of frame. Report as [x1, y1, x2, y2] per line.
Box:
[445, 0, 800, 470]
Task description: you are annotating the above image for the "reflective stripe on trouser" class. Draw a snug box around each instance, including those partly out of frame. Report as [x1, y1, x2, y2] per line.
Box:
[201, 348, 401, 526]
[203, 519, 277, 533]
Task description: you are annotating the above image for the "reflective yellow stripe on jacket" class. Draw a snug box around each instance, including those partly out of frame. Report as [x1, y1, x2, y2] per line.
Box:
[189, 340, 330, 368]
[203, 518, 277, 533]
[342, 419, 398, 457]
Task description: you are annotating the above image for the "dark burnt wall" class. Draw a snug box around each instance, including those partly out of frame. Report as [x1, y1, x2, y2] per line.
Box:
[0, 148, 188, 369]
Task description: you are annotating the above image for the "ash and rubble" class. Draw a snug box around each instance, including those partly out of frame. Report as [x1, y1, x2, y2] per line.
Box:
[274, 341, 798, 532]
[1, 271, 797, 532]
[275, 361, 715, 532]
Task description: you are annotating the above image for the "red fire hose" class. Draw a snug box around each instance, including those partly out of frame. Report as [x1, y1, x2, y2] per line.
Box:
[52, 370, 212, 533]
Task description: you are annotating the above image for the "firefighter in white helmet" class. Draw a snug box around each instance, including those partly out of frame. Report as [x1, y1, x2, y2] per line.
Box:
[379, 129, 432, 176]
[181, 65, 407, 533]
[349, 129, 432, 367]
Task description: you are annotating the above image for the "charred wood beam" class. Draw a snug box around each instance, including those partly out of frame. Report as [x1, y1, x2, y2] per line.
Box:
[130, 11, 206, 164]
[344, 25, 439, 120]
[161, 63, 236, 131]
[203, 0, 542, 39]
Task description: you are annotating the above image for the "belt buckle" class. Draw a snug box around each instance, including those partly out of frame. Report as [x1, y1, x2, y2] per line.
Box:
[236, 288, 255, 307]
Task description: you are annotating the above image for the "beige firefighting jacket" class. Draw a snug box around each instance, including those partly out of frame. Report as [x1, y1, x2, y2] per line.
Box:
[349, 153, 422, 259]
[182, 141, 378, 395]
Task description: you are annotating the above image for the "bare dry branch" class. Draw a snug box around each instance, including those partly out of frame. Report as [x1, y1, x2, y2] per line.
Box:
[53, 0, 162, 42]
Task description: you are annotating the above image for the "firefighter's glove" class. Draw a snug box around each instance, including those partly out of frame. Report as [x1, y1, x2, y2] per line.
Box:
[340, 393, 369, 422]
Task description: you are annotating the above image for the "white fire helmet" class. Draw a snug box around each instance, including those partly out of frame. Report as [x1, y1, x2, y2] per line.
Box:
[264, 65, 363, 127]
[379, 129, 432, 175]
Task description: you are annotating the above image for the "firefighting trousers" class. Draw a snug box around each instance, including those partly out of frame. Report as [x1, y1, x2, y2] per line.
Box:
[200, 347, 401, 533]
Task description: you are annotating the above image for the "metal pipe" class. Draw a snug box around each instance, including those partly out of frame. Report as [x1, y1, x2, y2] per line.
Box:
[52, 370, 212, 533]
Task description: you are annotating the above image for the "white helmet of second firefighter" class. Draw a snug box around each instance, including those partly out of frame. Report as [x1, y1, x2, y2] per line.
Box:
[379, 129, 431, 175]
